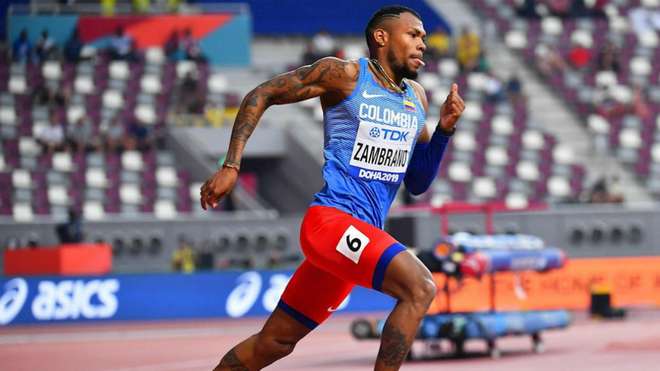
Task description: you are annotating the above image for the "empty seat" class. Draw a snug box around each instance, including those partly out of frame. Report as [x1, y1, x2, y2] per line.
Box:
[8, 76, 27, 94]
[208, 73, 229, 94]
[522, 130, 545, 150]
[83, 201, 105, 220]
[109, 61, 130, 80]
[448, 162, 472, 182]
[505, 30, 527, 49]
[74, 75, 95, 94]
[505, 192, 529, 209]
[516, 161, 540, 181]
[552, 145, 575, 165]
[52, 152, 73, 172]
[472, 177, 496, 199]
[103, 90, 124, 110]
[42, 61, 62, 80]
[141, 74, 162, 94]
[547, 176, 571, 198]
[135, 104, 157, 125]
[0, 106, 16, 126]
[86, 168, 108, 188]
[145, 47, 165, 65]
[48, 185, 69, 206]
[120, 183, 142, 204]
[12, 169, 32, 189]
[154, 199, 177, 219]
[485, 145, 509, 166]
[121, 150, 144, 171]
[13, 203, 33, 222]
[156, 167, 178, 187]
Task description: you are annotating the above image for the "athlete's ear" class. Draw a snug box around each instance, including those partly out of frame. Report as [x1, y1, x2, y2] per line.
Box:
[373, 28, 388, 47]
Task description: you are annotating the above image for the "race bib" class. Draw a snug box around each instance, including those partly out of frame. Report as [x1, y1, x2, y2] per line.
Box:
[349, 120, 416, 184]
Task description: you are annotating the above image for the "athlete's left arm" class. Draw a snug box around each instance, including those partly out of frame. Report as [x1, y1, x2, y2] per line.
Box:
[404, 82, 465, 195]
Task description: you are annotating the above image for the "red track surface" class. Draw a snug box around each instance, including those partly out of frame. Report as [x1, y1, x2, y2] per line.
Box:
[2, 311, 660, 370]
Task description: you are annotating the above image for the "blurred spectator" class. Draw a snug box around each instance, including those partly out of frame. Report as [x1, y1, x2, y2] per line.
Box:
[589, 175, 624, 203]
[506, 74, 524, 105]
[177, 70, 203, 113]
[34, 82, 69, 108]
[67, 115, 98, 154]
[36, 111, 66, 154]
[172, 236, 196, 273]
[64, 28, 84, 63]
[516, 0, 539, 18]
[101, 116, 125, 152]
[196, 240, 215, 270]
[12, 29, 32, 63]
[132, 0, 150, 13]
[484, 72, 505, 103]
[35, 29, 57, 62]
[456, 26, 480, 72]
[596, 41, 620, 72]
[164, 30, 180, 61]
[567, 42, 592, 69]
[108, 26, 135, 61]
[311, 30, 337, 57]
[426, 26, 452, 59]
[629, 6, 660, 36]
[56, 207, 84, 244]
[632, 85, 651, 121]
[547, 0, 571, 18]
[181, 28, 206, 62]
[101, 0, 116, 16]
[536, 43, 566, 76]
[125, 118, 154, 151]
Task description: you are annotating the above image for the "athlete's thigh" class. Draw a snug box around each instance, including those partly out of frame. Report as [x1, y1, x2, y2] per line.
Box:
[278, 259, 353, 328]
[299, 206, 406, 291]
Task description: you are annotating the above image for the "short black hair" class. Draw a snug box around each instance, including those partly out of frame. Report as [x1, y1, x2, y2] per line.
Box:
[365, 5, 422, 49]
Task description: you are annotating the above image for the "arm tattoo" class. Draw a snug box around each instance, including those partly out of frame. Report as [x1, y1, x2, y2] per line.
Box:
[223, 58, 354, 166]
[216, 348, 249, 371]
[376, 324, 409, 367]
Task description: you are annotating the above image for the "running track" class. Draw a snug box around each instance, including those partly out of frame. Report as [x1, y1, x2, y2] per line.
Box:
[2, 311, 660, 370]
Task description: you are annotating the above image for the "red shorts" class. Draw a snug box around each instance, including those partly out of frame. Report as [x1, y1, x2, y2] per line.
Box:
[278, 206, 406, 329]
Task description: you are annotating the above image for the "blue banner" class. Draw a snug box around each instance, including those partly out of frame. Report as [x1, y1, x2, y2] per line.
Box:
[0, 271, 395, 326]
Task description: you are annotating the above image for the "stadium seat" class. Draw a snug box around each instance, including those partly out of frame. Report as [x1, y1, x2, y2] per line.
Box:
[84, 201, 105, 220]
[156, 166, 178, 187]
[86, 168, 108, 188]
[154, 199, 177, 219]
[141, 74, 162, 94]
[12, 169, 32, 189]
[472, 176, 496, 199]
[12, 203, 33, 222]
[42, 61, 62, 81]
[109, 61, 130, 80]
[48, 185, 69, 206]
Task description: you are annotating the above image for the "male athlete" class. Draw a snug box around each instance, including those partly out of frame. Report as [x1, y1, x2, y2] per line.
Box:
[200, 5, 465, 370]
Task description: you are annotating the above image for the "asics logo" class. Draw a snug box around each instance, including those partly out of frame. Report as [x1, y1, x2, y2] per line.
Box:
[362, 91, 385, 99]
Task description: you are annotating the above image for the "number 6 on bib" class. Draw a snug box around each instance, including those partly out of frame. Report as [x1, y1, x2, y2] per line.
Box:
[336, 225, 370, 263]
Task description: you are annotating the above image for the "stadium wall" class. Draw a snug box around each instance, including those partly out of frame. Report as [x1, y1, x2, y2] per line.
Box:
[0, 271, 396, 326]
[8, 13, 251, 66]
[201, 0, 452, 35]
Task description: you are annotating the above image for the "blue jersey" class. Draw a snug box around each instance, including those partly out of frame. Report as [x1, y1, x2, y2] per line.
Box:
[311, 58, 426, 229]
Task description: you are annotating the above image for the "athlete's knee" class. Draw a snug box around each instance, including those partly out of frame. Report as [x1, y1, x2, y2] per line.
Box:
[409, 274, 436, 309]
[253, 332, 298, 360]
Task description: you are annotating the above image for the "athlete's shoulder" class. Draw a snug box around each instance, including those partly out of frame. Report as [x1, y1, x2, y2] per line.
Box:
[311, 57, 359, 83]
[406, 79, 429, 112]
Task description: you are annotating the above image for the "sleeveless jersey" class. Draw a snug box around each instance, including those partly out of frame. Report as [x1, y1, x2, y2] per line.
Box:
[311, 58, 426, 229]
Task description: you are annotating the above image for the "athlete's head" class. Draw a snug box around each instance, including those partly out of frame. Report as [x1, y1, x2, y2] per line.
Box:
[365, 5, 426, 79]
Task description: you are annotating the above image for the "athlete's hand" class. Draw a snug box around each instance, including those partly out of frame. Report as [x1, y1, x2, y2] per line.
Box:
[200, 167, 239, 210]
[439, 83, 465, 133]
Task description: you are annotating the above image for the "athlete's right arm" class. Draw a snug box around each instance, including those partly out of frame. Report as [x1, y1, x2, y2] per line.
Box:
[200, 57, 357, 210]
